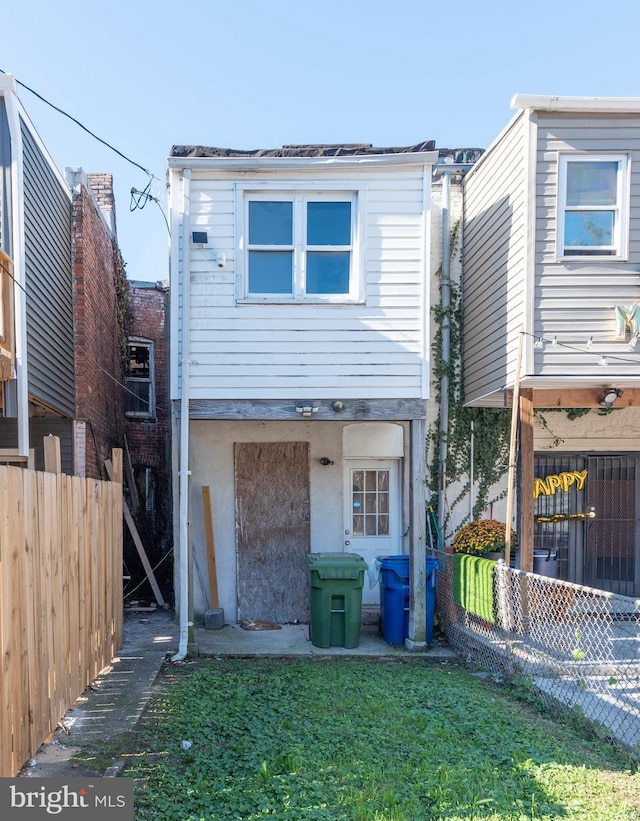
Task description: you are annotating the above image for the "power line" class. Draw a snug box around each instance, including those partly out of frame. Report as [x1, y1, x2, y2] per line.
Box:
[0, 68, 161, 183]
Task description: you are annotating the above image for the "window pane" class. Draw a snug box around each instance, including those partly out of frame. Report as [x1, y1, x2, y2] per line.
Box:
[365, 515, 378, 536]
[307, 201, 351, 245]
[566, 162, 618, 206]
[125, 380, 150, 415]
[306, 252, 350, 294]
[127, 344, 150, 379]
[249, 201, 292, 245]
[565, 211, 614, 249]
[248, 251, 293, 293]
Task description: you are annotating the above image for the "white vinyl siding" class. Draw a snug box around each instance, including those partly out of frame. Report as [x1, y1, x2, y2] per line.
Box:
[463, 113, 528, 404]
[533, 113, 640, 378]
[186, 167, 430, 400]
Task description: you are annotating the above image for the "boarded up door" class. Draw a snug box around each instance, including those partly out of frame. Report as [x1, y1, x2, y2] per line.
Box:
[235, 442, 310, 622]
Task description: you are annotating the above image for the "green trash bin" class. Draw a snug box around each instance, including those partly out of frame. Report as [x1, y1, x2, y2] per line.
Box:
[308, 552, 368, 648]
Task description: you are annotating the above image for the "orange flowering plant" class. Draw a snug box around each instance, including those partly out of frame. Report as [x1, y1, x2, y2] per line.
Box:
[452, 519, 517, 556]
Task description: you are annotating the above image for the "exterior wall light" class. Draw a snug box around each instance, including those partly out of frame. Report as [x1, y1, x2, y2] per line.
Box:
[296, 405, 318, 417]
[600, 387, 623, 407]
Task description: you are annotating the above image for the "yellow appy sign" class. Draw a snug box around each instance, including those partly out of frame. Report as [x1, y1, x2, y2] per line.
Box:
[533, 469, 588, 499]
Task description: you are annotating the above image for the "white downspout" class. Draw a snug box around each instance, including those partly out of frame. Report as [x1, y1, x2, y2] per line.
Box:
[172, 168, 192, 661]
[3, 78, 29, 456]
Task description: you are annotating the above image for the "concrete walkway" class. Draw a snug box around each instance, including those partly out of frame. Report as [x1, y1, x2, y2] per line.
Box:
[20, 609, 455, 778]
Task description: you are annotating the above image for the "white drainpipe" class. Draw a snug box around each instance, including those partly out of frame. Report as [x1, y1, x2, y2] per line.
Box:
[172, 168, 192, 661]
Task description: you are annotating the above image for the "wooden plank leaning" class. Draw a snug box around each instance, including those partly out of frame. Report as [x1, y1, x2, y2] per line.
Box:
[104, 458, 166, 608]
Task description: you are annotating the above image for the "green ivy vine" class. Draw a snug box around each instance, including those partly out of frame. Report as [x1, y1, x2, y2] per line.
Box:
[427, 221, 511, 535]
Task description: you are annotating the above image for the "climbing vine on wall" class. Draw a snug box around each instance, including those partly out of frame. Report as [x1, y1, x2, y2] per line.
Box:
[112, 239, 131, 371]
[427, 223, 511, 536]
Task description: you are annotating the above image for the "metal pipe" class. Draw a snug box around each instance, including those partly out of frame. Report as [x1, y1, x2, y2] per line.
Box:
[437, 170, 451, 535]
[172, 168, 192, 662]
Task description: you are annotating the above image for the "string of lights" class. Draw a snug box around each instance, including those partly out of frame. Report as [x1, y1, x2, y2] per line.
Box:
[527, 330, 640, 366]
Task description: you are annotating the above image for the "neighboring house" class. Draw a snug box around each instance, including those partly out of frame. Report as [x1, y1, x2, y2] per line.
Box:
[168, 141, 441, 645]
[0, 74, 126, 477]
[125, 279, 173, 596]
[463, 95, 640, 596]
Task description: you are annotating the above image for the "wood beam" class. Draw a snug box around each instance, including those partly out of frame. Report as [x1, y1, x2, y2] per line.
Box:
[504, 387, 640, 409]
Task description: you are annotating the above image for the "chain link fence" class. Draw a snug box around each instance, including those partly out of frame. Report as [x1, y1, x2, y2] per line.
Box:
[431, 549, 640, 759]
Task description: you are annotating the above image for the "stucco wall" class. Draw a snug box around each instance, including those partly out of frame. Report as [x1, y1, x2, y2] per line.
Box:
[188, 419, 410, 621]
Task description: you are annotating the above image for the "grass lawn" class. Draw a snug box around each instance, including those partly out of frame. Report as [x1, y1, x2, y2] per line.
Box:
[114, 657, 639, 820]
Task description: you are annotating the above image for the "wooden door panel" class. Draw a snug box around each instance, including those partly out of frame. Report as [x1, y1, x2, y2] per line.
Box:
[235, 442, 310, 622]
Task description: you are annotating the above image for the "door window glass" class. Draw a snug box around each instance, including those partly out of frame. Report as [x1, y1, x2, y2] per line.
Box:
[351, 469, 390, 537]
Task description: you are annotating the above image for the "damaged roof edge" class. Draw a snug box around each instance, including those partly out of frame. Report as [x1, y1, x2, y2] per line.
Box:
[168, 141, 443, 170]
[170, 141, 436, 159]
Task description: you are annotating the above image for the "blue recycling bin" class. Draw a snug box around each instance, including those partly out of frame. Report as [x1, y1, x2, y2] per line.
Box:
[379, 555, 439, 645]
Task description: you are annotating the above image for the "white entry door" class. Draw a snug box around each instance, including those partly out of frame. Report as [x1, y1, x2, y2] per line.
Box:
[343, 460, 401, 606]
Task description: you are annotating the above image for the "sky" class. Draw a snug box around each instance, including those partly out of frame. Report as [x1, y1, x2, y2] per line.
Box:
[3, 0, 640, 282]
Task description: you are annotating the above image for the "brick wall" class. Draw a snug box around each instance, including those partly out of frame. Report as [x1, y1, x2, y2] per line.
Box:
[72, 174, 127, 479]
[126, 283, 169, 467]
[126, 282, 172, 560]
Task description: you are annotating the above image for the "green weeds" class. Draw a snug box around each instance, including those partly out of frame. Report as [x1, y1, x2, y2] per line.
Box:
[124, 658, 640, 820]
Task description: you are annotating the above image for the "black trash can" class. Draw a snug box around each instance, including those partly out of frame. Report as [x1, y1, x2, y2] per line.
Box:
[533, 549, 557, 578]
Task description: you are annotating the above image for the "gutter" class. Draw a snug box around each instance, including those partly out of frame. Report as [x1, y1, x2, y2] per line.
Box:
[172, 168, 192, 661]
[167, 151, 439, 172]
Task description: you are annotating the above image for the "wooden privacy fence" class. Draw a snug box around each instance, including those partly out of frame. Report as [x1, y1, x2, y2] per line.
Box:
[0, 453, 123, 777]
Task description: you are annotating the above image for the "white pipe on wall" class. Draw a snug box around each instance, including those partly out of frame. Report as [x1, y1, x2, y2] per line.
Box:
[172, 168, 192, 662]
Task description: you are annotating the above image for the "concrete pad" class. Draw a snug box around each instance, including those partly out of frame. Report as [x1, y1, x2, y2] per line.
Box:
[193, 621, 457, 659]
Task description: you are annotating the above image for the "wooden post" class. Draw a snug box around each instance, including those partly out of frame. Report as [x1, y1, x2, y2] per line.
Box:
[111, 447, 123, 485]
[43, 435, 61, 474]
[504, 331, 524, 566]
[202, 486, 219, 609]
[518, 389, 535, 572]
[104, 458, 166, 608]
[123, 437, 140, 515]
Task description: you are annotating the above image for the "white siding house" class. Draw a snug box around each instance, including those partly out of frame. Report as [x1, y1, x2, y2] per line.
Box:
[463, 96, 640, 595]
[168, 143, 439, 650]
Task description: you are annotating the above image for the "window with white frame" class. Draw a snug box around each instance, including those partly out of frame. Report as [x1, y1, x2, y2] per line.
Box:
[558, 154, 629, 258]
[124, 338, 155, 419]
[241, 192, 360, 301]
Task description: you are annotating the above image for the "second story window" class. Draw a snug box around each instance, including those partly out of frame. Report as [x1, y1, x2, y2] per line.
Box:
[558, 154, 629, 259]
[240, 192, 361, 302]
[125, 339, 155, 419]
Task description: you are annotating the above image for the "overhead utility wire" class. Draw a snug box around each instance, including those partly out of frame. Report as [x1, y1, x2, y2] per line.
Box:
[0, 68, 161, 182]
[1, 260, 164, 414]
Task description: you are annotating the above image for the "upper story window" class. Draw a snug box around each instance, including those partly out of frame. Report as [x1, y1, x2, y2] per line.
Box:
[125, 338, 155, 419]
[238, 189, 363, 302]
[557, 154, 629, 259]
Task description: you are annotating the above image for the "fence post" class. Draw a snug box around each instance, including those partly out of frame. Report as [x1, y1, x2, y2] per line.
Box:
[111, 448, 123, 485]
[43, 435, 61, 474]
